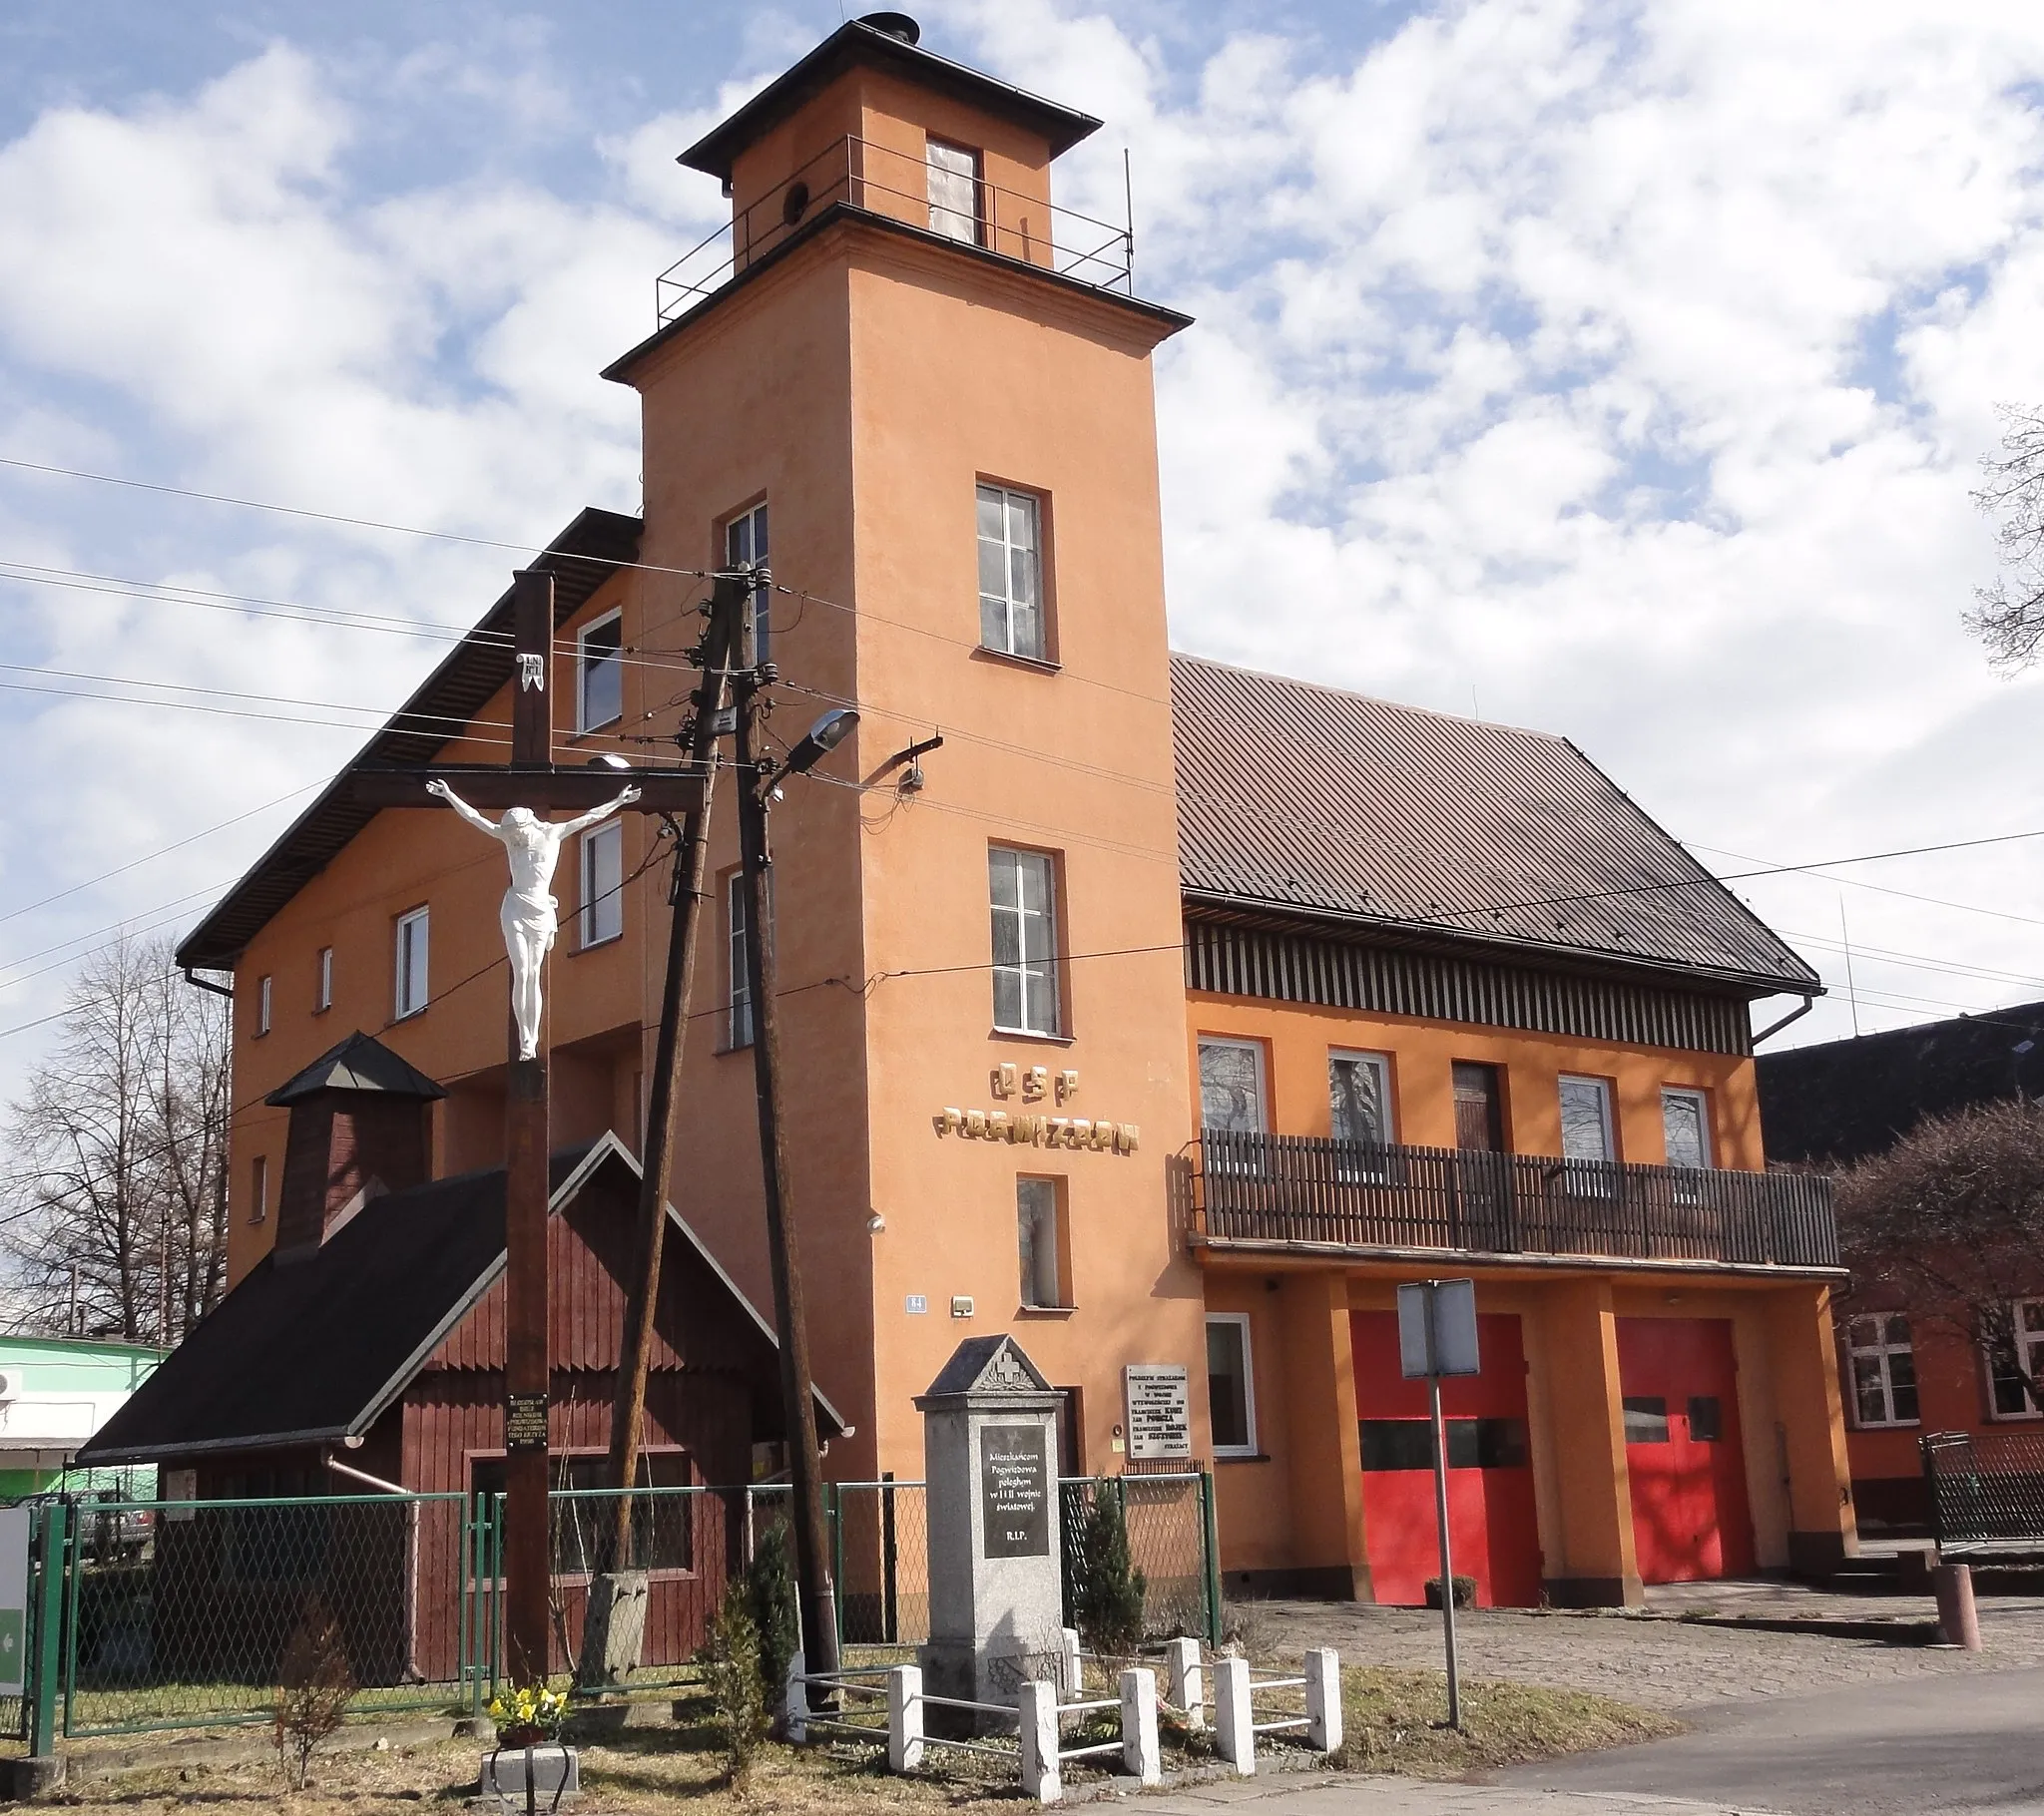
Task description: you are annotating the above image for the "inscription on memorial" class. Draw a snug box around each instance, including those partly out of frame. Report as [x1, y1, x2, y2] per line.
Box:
[980, 1423, 1049, 1559]
[505, 1393, 549, 1453]
[1125, 1364, 1192, 1460]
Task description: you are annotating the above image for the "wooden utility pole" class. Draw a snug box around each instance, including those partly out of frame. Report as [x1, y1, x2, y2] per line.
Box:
[600, 574, 744, 1564]
[733, 606, 842, 1680]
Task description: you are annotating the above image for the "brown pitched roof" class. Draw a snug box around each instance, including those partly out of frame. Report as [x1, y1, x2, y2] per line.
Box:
[174, 508, 643, 972]
[1170, 654, 1818, 996]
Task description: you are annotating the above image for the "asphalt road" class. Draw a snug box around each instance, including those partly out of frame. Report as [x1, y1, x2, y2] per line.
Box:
[1497, 1662, 2044, 1814]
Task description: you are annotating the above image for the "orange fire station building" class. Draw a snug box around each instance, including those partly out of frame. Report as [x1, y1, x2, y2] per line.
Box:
[176, 14, 1855, 1606]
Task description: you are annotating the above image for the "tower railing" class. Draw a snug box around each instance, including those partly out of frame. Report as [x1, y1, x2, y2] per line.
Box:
[656, 134, 1135, 323]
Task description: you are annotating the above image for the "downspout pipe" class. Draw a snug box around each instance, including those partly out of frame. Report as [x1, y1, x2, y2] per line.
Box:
[1754, 994, 1815, 1047]
[323, 1453, 407, 1496]
[181, 966, 233, 1000]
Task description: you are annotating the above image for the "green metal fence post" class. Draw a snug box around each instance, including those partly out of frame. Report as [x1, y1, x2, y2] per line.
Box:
[58, 1501, 82, 1740]
[1199, 1467, 1223, 1648]
[827, 1483, 845, 1649]
[27, 1502, 66, 1756]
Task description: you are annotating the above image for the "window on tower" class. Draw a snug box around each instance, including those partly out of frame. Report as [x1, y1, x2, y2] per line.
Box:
[725, 501, 770, 661]
[578, 610, 623, 731]
[926, 140, 982, 245]
[989, 846, 1060, 1035]
[977, 485, 1045, 660]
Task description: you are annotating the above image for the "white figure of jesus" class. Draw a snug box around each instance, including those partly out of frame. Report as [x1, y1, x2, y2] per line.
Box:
[426, 779, 642, 1061]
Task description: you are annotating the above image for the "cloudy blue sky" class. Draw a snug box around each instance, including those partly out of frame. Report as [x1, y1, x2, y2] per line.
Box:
[1, 0, 2043, 1097]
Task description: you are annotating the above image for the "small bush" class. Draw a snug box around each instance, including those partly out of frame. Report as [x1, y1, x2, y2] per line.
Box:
[1424, 1575, 1478, 1609]
[273, 1597, 355, 1793]
[1069, 1482, 1147, 1657]
[708, 1589, 770, 1789]
[744, 1519, 800, 1705]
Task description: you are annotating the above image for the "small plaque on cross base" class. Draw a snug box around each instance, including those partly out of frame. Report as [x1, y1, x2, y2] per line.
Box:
[505, 1393, 549, 1453]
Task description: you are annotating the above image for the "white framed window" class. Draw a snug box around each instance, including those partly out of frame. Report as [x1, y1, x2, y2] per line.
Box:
[1559, 1073, 1616, 1192]
[250, 1154, 268, 1226]
[1018, 1177, 1063, 1309]
[394, 907, 430, 1021]
[727, 871, 754, 1050]
[577, 609, 623, 731]
[1207, 1313, 1258, 1457]
[315, 947, 333, 1013]
[977, 484, 1045, 660]
[927, 138, 982, 244]
[1846, 1314, 1919, 1428]
[580, 821, 624, 948]
[1661, 1088, 1712, 1168]
[256, 975, 272, 1037]
[1329, 1050, 1393, 1145]
[726, 501, 770, 661]
[1990, 1298, 2044, 1418]
[1199, 1038, 1267, 1135]
[989, 846, 1059, 1035]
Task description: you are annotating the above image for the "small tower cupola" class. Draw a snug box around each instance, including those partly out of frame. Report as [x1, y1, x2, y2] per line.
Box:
[264, 1033, 445, 1260]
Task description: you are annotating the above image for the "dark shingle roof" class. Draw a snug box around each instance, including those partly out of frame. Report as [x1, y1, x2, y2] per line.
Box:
[79, 1136, 842, 1464]
[1170, 655, 1818, 996]
[266, 1032, 448, 1107]
[174, 508, 643, 973]
[678, 19, 1101, 183]
[1757, 1001, 2044, 1168]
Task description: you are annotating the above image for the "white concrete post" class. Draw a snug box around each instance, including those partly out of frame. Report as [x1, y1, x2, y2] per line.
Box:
[784, 1649, 808, 1744]
[1214, 1654, 1254, 1774]
[1019, 1679, 1062, 1804]
[1061, 1626, 1083, 1697]
[1164, 1635, 1204, 1729]
[1120, 1666, 1161, 1786]
[887, 1664, 924, 1772]
[1305, 1647, 1341, 1753]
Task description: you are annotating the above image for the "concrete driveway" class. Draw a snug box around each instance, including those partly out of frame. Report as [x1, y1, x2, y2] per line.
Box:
[1496, 1663, 2044, 1815]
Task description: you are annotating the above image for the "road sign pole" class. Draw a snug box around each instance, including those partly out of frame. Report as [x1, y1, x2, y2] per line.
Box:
[1428, 1366, 1460, 1730]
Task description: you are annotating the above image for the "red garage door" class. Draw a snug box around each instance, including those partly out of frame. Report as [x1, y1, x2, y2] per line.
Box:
[1616, 1316, 1755, 1583]
[1351, 1311, 1541, 1607]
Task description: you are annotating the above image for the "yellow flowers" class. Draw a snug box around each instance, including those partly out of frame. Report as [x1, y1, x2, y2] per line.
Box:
[488, 1683, 568, 1735]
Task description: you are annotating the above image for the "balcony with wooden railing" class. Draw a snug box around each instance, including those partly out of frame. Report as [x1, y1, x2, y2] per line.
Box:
[1188, 1131, 1840, 1273]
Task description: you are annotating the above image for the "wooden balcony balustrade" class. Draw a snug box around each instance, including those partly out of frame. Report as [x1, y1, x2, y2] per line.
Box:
[1190, 1131, 1839, 1271]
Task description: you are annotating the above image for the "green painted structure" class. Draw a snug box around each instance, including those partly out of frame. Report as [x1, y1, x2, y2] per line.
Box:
[0, 1335, 164, 1500]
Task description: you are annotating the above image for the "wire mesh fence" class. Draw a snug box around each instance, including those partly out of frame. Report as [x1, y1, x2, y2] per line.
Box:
[14, 1470, 1216, 1736]
[1923, 1429, 2044, 1553]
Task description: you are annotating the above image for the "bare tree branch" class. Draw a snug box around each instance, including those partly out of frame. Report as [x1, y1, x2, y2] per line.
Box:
[1967, 403, 2044, 671]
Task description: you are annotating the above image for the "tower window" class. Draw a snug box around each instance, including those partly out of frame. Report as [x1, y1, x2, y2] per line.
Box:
[977, 485, 1044, 660]
[726, 501, 770, 661]
[727, 871, 754, 1050]
[927, 139, 982, 245]
[989, 846, 1059, 1036]
[315, 947, 333, 1013]
[250, 1153, 268, 1226]
[256, 975, 272, 1038]
[578, 610, 623, 731]
[1018, 1177, 1064, 1308]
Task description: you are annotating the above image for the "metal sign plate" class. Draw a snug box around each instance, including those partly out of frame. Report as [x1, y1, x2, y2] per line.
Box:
[505, 1393, 550, 1453]
[1397, 1279, 1481, 1379]
[1125, 1363, 1193, 1459]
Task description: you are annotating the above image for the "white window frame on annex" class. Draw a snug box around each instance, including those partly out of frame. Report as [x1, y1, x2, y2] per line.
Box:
[1206, 1312, 1259, 1458]
[394, 906, 430, 1022]
[576, 608, 624, 732]
[250, 1153, 268, 1227]
[1988, 1297, 2044, 1420]
[256, 974, 272, 1038]
[976, 483, 1047, 662]
[1558, 1073, 1618, 1193]
[1199, 1037, 1268, 1135]
[1660, 1087, 1713, 1169]
[726, 870, 754, 1051]
[316, 947, 333, 1013]
[580, 820, 624, 949]
[988, 845, 1060, 1037]
[1844, 1313, 1919, 1429]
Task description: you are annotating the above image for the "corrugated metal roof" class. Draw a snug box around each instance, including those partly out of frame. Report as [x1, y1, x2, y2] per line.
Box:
[1171, 655, 1818, 997]
[174, 508, 643, 972]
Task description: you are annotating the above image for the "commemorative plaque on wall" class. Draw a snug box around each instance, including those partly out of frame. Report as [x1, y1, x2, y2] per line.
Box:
[980, 1423, 1050, 1558]
[1124, 1364, 1192, 1460]
[505, 1393, 549, 1453]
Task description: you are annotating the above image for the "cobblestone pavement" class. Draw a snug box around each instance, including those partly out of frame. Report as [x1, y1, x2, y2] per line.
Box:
[1241, 1588, 2044, 1708]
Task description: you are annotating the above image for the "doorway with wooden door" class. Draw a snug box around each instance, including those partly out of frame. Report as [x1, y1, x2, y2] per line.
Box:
[1451, 1062, 1510, 1247]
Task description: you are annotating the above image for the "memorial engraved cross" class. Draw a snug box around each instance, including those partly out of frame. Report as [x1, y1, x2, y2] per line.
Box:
[351, 567, 706, 1686]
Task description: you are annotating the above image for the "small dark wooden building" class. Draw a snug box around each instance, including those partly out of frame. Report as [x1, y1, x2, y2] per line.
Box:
[79, 1032, 841, 1685]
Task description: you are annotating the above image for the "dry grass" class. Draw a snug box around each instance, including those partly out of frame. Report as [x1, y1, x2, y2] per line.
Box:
[1331, 1664, 1683, 1777]
[36, 1664, 1674, 1810]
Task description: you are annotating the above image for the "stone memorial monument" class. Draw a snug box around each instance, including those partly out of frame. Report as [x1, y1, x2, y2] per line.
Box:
[916, 1335, 1065, 1732]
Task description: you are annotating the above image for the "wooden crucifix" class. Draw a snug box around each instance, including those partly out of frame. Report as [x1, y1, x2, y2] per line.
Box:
[352, 568, 704, 1685]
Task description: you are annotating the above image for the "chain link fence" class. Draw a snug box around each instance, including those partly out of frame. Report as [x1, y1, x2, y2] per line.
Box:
[6, 1470, 1216, 1736]
[1923, 1429, 2044, 1554]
